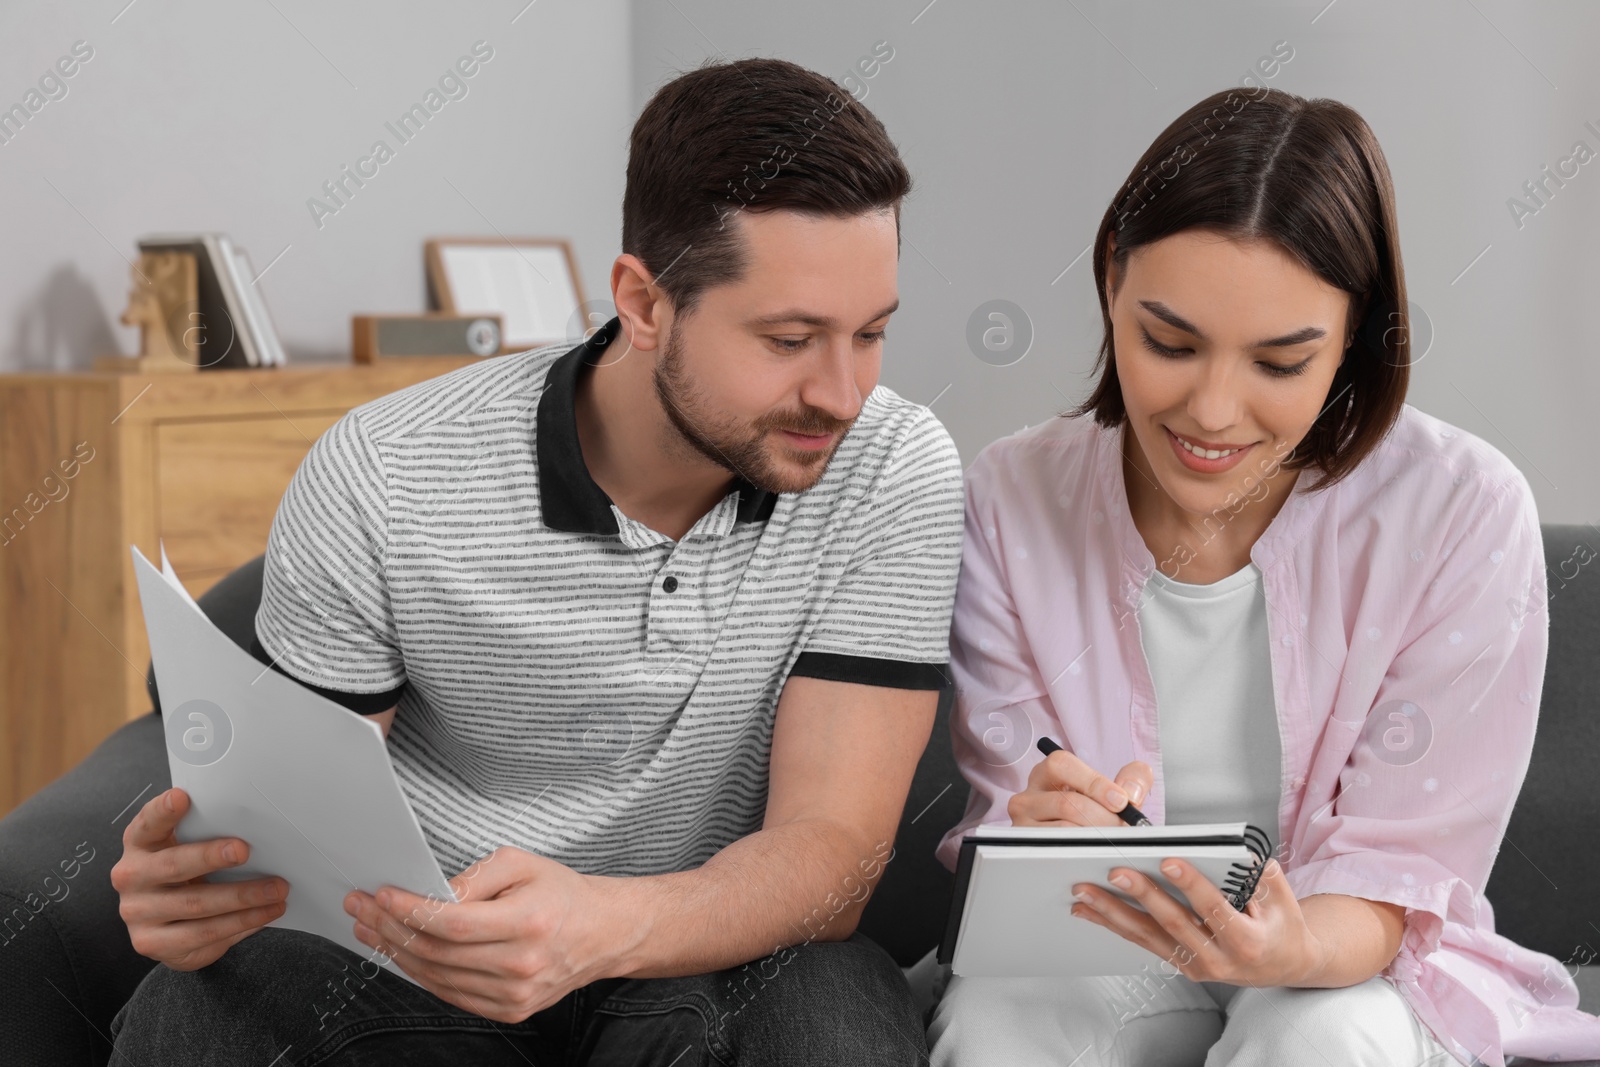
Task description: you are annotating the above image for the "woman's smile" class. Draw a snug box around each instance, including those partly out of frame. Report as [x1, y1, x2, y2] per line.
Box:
[1165, 425, 1257, 473]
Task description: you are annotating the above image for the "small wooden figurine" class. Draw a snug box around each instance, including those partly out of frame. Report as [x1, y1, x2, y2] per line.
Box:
[97, 251, 201, 373]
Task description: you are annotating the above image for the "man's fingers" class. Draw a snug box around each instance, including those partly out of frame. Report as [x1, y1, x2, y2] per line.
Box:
[121, 789, 249, 881]
[132, 900, 286, 963]
[111, 835, 249, 896]
[119, 876, 287, 924]
[448, 848, 523, 904]
[122, 788, 188, 849]
[112, 786, 296, 971]
[148, 838, 250, 888]
[354, 916, 504, 975]
[362, 898, 454, 952]
[365, 885, 521, 945]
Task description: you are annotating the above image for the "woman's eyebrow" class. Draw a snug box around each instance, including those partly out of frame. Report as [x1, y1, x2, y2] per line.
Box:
[1137, 299, 1327, 348]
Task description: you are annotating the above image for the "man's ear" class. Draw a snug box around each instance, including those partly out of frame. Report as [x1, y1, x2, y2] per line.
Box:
[611, 253, 668, 354]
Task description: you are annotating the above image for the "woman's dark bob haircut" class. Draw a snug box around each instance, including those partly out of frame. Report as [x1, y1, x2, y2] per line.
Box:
[1071, 86, 1410, 491]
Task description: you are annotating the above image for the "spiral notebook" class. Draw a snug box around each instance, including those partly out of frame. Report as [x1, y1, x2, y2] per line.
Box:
[938, 822, 1273, 977]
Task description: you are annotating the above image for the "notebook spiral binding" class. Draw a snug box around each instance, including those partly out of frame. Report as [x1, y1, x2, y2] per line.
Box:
[1220, 824, 1274, 910]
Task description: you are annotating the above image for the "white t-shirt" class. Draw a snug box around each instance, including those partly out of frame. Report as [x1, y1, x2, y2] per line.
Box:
[1136, 561, 1282, 839]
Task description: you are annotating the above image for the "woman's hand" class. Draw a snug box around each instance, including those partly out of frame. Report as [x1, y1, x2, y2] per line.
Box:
[1008, 746, 1153, 827]
[1070, 857, 1331, 987]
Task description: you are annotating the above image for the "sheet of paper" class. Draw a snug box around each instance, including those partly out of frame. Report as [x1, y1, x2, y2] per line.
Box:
[132, 542, 457, 988]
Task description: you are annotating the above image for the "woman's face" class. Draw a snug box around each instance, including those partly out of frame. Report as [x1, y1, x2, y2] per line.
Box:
[1106, 228, 1352, 523]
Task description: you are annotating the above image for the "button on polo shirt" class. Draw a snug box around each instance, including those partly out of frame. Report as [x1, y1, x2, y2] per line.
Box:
[608, 490, 742, 658]
[252, 317, 965, 880]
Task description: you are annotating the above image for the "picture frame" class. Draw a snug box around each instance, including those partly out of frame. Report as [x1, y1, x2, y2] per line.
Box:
[425, 237, 585, 353]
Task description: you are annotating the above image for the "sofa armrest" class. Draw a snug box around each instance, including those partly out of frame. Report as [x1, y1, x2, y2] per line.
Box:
[0, 713, 167, 1064]
[0, 553, 268, 1064]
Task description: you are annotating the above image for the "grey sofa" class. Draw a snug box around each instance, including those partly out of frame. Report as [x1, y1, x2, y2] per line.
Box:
[2, 525, 1596, 1065]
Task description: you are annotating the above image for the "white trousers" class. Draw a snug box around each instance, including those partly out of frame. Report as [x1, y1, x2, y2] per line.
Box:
[922, 959, 1460, 1067]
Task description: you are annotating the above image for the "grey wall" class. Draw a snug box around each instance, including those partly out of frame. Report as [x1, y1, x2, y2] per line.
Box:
[0, 0, 630, 369]
[633, 0, 1600, 525]
[1, 1, 1593, 524]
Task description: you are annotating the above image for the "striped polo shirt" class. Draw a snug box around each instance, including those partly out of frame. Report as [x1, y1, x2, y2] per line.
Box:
[251, 318, 965, 878]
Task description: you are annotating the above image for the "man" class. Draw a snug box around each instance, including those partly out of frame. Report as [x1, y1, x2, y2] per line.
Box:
[110, 57, 963, 1064]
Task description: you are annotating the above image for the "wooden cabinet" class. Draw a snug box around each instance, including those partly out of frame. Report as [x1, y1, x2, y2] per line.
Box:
[0, 357, 483, 815]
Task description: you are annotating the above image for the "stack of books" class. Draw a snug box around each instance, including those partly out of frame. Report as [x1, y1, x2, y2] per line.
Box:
[136, 234, 287, 369]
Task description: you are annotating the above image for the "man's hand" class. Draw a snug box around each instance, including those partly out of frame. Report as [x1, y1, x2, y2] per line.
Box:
[111, 787, 290, 970]
[344, 846, 618, 1023]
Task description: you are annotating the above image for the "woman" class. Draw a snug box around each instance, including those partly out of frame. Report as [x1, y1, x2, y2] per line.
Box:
[925, 87, 1600, 1066]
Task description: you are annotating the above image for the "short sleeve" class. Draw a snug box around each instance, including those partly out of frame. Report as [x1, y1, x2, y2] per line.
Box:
[934, 443, 1055, 871]
[788, 409, 965, 691]
[252, 410, 407, 714]
[1285, 472, 1549, 964]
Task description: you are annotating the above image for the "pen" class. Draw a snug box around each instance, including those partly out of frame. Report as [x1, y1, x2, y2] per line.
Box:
[1036, 736, 1154, 827]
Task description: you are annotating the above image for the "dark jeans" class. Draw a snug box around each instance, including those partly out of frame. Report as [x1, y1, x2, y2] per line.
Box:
[108, 927, 929, 1065]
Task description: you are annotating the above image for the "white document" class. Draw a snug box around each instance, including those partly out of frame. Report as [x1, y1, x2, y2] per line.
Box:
[131, 542, 457, 987]
[948, 823, 1262, 978]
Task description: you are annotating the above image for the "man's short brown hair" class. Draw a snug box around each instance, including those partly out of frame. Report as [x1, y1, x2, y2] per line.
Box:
[623, 58, 911, 315]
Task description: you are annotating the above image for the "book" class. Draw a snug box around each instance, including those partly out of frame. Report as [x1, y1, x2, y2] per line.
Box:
[220, 240, 287, 366]
[135, 234, 251, 367]
[135, 233, 287, 368]
[938, 822, 1273, 977]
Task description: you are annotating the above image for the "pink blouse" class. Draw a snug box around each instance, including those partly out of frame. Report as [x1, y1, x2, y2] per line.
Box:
[935, 404, 1600, 1066]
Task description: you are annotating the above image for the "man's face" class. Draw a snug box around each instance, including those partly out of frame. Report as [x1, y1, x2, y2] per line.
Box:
[652, 207, 900, 494]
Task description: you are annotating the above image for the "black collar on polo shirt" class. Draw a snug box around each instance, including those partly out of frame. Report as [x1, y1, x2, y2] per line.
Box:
[536, 317, 780, 535]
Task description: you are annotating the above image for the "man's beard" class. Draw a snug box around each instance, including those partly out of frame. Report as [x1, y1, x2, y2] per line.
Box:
[651, 324, 856, 495]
